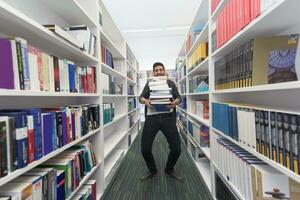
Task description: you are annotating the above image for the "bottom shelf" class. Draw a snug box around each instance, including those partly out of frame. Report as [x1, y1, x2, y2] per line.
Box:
[195, 158, 211, 192]
[104, 150, 125, 183]
[66, 163, 101, 200]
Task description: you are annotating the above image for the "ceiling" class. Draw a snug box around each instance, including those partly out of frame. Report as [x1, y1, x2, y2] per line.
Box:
[102, 0, 202, 70]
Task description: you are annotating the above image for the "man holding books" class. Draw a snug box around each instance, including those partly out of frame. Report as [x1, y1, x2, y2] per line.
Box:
[139, 62, 183, 181]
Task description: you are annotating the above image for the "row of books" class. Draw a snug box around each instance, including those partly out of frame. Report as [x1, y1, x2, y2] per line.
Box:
[190, 100, 209, 120]
[212, 102, 300, 175]
[103, 103, 115, 125]
[177, 64, 186, 81]
[178, 97, 187, 110]
[127, 84, 135, 95]
[45, 24, 97, 57]
[215, 34, 300, 90]
[0, 37, 97, 93]
[102, 73, 123, 95]
[128, 113, 135, 129]
[0, 104, 100, 177]
[188, 120, 210, 147]
[128, 98, 137, 112]
[213, 136, 300, 200]
[101, 46, 113, 69]
[216, 0, 278, 49]
[189, 75, 209, 93]
[187, 42, 208, 72]
[211, 0, 221, 14]
[185, 24, 205, 54]
[0, 142, 98, 200]
[127, 65, 135, 81]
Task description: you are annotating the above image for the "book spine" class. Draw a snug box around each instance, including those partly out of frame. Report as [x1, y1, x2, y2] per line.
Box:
[27, 115, 35, 164]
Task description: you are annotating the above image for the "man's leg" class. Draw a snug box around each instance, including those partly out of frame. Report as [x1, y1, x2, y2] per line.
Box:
[141, 116, 160, 177]
[161, 116, 182, 180]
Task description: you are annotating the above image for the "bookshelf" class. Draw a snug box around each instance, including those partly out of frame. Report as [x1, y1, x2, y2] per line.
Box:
[176, 0, 300, 199]
[0, 0, 140, 199]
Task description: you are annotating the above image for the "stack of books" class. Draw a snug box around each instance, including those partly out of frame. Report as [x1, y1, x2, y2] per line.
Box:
[147, 76, 173, 115]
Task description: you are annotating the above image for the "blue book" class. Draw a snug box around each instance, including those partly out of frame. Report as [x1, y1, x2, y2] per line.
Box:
[60, 108, 67, 146]
[0, 111, 28, 169]
[56, 170, 65, 200]
[68, 62, 75, 92]
[24, 109, 43, 160]
[42, 113, 53, 155]
[50, 112, 58, 151]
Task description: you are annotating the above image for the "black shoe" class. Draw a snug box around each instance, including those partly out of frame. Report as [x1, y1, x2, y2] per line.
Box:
[140, 171, 158, 181]
[165, 171, 184, 182]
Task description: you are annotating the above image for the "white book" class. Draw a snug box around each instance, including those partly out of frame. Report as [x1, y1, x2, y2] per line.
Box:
[59, 58, 65, 92]
[44, 24, 82, 49]
[48, 55, 54, 92]
[12, 176, 43, 200]
[0, 182, 33, 200]
[149, 84, 170, 90]
[27, 47, 39, 91]
[102, 73, 110, 94]
[64, 59, 69, 92]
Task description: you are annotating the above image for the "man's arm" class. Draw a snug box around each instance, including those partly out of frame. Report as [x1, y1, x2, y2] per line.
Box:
[139, 82, 151, 107]
[168, 80, 181, 108]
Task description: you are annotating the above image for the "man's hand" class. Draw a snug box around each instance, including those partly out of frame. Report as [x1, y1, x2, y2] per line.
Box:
[144, 99, 152, 108]
[168, 98, 180, 109]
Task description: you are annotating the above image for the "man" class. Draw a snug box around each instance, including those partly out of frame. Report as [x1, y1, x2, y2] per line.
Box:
[139, 62, 183, 181]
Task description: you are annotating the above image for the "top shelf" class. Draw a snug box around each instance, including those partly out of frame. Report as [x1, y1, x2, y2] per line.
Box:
[211, 0, 299, 60]
[186, 23, 209, 58]
[0, 1, 98, 64]
[41, 0, 98, 27]
[100, 30, 125, 59]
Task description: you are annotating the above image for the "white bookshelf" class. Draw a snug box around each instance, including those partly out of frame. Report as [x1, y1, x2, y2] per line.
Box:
[0, 0, 140, 198]
[176, 0, 300, 199]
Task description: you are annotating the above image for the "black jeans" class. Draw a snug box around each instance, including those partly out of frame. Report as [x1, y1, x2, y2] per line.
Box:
[141, 114, 181, 174]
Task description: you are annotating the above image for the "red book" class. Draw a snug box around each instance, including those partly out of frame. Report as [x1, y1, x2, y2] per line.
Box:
[202, 101, 209, 119]
[251, 0, 260, 20]
[85, 180, 97, 200]
[53, 56, 60, 92]
[101, 45, 106, 63]
[244, 0, 251, 26]
[27, 115, 35, 163]
[91, 67, 96, 93]
[36, 49, 44, 91]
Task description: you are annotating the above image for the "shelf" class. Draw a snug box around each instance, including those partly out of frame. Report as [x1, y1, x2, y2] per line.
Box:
[104, 150, 124, 178]
[176, 106, 187, 114]
[213, 163, 244, 200]
[0, 128, 100, 187]
[211, 0, 229, 20]
[211, 0, 299, 59]
[103, 113, 127, 129]
[128, 107, 138, 115]
[66, 163, 101, 200]
[188, 112, 210, 126]
[186, 23, 209, 58]
[103, 94, 126, 98]
[212, 80, 300, 94]
[128, 119, 139, 132]
[100, 30, 125, 59]
[104, 131, 128, 159]
[127, 78, 136, 85]
[187, 58, 209, 78]
[186, 133, 211, 160]
[0, 1, 98, 63]
[41, 0, 97, 27]
[178, 76, 187, 84]
[0, 90, 99, 97]
[188, 92, 209, 96]
[101, 63, 126, 79]
[212, 127, 300, 183]
[195, 158, 211, 192]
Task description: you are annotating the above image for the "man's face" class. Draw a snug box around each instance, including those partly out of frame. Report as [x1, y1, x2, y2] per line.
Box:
[153, 65, 165, 77]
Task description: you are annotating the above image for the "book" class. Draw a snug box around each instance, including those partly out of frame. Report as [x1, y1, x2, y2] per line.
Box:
[44, 24, 82, 48]
[0, 182, 32, 199]
[12, 175, 43, 200]
[0, 38, 15, 89]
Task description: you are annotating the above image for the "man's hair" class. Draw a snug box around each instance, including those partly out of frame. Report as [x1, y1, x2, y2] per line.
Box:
[153, 62, 165, 71]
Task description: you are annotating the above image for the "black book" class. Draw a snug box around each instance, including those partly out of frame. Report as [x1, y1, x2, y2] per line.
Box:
[264, 111, 271, 159]
[277, 113, 285, 166]
[290, 114, 299, 174]
[259, 111, 266, 156]
[283, 113, 292, 169]
[270, 112, 278, 162]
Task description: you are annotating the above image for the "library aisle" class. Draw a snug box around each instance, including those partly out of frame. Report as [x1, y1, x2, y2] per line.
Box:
[101, 129, 212, 200]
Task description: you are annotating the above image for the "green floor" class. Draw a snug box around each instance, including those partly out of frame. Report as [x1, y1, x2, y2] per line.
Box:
[101, 129, 213, 200]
